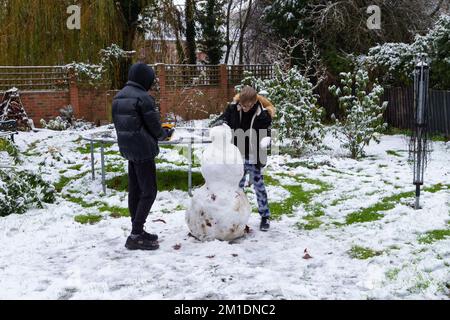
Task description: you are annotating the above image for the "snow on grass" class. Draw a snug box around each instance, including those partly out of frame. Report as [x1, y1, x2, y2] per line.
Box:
[0, 127, 449, 299]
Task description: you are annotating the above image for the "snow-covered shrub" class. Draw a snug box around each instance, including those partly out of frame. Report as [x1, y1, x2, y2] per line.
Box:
[329, 69, 388, 159]
[70, 120, 95, 131]
[236, 65, 325, 154]
[0, 170, 56, 216]
[40, 116, 70, 131]
[64, 62, 104, 84]
[0, 138, 20, 163]
[40, 105, 95, 131]
[363, 14, 450, 89]
[100, 44, 136, 64]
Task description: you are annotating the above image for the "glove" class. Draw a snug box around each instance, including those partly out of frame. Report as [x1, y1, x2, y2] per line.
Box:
[260, 137, 271, 149]
[164, 128, 175, 140]
[160, 123, 175, 141]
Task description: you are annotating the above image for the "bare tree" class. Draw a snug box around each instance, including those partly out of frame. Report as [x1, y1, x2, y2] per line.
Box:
[224, 0, 235, 64]
[237, 0, 253, 64]
[264, 37, 327, 89]
[305, 0, 435, 52]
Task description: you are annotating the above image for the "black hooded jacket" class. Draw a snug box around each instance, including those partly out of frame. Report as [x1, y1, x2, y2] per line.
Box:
[112, 63, 166, 163]
[213, 100, 272, 167]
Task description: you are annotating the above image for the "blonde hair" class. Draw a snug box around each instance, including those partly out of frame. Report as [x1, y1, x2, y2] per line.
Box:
[239, 86, 257, 104]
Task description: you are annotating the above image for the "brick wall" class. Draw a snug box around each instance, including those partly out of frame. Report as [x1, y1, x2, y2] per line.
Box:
[1, 64, 271, 126]
[18, 90, 70, 127]
[78, 88, 108, 125]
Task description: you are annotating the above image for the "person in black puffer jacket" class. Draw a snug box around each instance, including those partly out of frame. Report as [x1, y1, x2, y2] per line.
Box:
[112, 63, 170, 251]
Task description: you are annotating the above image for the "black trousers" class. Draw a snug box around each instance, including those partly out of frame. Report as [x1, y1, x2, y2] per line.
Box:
[128, 160, 157, 235]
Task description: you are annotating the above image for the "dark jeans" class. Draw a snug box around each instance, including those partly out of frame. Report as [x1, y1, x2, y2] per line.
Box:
[128, 160, 157, 235]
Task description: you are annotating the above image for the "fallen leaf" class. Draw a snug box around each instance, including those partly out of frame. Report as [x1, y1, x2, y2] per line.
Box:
[152, 219, 166, 224]
[207, 255, 215, 259]
[244, 225, 251, 233]
[303, 248, 313, 259]
[173, 243, 181, 250]
[231, 254, 238, 257]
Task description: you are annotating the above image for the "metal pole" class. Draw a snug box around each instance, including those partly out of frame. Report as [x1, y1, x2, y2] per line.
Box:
[90, 140, 95, 180]
[415, 184, 421, 210]
[101, 141, 106, 194]
[188, 138, 193, 197]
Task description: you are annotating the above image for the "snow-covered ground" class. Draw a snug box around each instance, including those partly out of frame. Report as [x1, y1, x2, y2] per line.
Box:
[0, 125, 449, 300]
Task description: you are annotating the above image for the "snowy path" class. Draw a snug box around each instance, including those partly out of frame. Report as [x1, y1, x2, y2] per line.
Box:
[0, 128, 449, 299]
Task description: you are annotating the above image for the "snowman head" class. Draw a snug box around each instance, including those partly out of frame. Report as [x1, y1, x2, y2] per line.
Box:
[210, 124, 233, 146]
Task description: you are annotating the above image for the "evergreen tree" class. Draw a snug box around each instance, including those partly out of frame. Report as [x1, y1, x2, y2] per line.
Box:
[329, 69, 388, 159]
[197, 0, 226, 65]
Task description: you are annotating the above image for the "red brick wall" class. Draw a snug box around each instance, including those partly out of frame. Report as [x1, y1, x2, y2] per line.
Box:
[18, 90, 70, 127]
[1, 64, 243, 127]
[78, 88, 108, 125]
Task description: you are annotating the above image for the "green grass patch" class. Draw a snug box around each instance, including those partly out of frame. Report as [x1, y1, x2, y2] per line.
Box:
[418, 229, 450, 244]
[65, 196, 129, 218]
[264, 173, 331, 220]
[386, 150, 402, 157]
[296, 211, 324, 230]
[160, 145, 175, 150]
[54, 171, 89, 192]
[99, 205, 129, 218]
[345, 190, 415, 225]
[106, 169, 205, 192]
[74, 214, 103, 225]
[76, 142, 114, 154]
[430, 134, 449, 142]
[65, 196, 98, 208]
[423, 183, 450, 193]
[348, 245, 383, 260]
[330, 195, 352, 206]
[104, 150, 120, 156]
[68, 164, 83, 171]
[386, 268, 401, 281]
[105, 163, 125, 173]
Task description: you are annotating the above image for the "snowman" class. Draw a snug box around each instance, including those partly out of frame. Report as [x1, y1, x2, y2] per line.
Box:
[186, 124, 251, 241]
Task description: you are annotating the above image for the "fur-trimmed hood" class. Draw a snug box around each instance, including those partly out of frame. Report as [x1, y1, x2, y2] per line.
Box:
[233, 93, 276, 118]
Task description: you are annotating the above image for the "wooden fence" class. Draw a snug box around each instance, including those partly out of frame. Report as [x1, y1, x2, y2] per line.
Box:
[0, 66, 69, 91]
[383, 87, 450, 136]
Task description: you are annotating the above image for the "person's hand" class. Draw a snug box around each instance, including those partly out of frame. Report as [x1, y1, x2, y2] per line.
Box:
[163, 127, 175, 141]
[260, 137, 271, 149]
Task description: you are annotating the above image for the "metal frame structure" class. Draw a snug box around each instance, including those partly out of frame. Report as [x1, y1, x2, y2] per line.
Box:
[82, 130, 211, 196]
[409, 56, 431, 210]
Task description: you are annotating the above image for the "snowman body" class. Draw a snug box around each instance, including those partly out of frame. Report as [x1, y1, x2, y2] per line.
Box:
[186, 125, 251, 241]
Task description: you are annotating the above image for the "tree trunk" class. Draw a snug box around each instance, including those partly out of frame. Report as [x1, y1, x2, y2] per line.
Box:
[224, 0, 234, 64]
[185, 0, 197, 64]
[238, 0, 252, 65]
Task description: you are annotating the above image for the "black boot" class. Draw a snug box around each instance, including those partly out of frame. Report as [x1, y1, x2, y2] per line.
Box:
[260, 217, 270, 231]
[141, 230, 158, 241]
[125, 234, 159, 250]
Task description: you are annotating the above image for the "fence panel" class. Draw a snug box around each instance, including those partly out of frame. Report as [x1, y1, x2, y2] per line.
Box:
[227, 64, 273, 86]
[0, 66, 69, 91]
[165, 64, 220, 88]
[383, 87, 450, 136]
